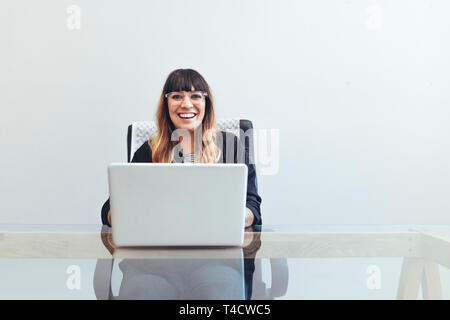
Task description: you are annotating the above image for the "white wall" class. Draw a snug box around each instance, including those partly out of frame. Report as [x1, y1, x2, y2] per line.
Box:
[1, 0, 449, 225]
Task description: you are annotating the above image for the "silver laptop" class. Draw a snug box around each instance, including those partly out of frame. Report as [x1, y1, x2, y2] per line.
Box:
[108, 163, 248, 247]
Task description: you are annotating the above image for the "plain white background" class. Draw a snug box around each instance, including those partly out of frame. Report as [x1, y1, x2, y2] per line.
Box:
[1, 0, 449, 225]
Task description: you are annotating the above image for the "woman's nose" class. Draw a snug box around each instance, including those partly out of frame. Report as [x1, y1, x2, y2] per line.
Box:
[181, 95, 193, 107]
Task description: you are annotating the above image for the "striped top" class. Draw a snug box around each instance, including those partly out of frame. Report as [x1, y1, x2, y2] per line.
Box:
[182, 153, 196, 163]
[171, 152, 196, 163]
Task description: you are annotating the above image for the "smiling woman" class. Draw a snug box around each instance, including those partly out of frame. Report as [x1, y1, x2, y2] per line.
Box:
[101, 69, 262, 228]
[151, 69, 221, 163]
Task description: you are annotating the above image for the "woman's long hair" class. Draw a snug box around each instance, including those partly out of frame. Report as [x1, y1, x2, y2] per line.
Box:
[150, 69, 221, 163]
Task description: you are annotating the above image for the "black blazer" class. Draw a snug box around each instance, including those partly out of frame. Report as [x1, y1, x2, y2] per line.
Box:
[101, 131, 262, 226]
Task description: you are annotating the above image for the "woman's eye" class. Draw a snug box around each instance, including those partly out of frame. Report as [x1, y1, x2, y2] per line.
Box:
[191, 94, 202, 100]
[172, 95, 183, 100]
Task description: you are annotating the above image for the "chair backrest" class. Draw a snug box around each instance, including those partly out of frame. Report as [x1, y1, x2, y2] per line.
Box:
[127, 119, 254, 162]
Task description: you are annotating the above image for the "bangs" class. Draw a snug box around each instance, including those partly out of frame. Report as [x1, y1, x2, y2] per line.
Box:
[164, 69, 209, 93]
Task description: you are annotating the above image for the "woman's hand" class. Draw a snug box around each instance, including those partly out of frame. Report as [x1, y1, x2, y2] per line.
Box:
[245, 207, 254, 227]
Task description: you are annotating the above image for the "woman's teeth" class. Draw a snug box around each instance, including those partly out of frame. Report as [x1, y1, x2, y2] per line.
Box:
[178, 113, 196, 119]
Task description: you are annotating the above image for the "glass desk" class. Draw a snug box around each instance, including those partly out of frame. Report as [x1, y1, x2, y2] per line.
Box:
[0, 224, 449, 300]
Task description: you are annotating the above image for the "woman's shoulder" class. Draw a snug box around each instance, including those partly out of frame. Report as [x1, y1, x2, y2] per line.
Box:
[131, 140, 152, 163]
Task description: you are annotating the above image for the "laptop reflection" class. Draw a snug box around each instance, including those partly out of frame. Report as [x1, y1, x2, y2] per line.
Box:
[112, 253, 247, 300]
[94, 229, 260, 300]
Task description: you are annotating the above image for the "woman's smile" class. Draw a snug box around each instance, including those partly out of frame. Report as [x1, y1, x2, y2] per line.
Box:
[178, 112, 197, 119]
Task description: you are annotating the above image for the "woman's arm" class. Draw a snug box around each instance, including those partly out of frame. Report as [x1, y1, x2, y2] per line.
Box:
[245, 162, 262, 226]
[101, 199, 111, 226]
[230, 133, 262, 226]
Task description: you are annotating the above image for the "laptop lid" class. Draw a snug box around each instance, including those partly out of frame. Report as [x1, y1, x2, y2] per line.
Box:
[108, 163, 248, 246]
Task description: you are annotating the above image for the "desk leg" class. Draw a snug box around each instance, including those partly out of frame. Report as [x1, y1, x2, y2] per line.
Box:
[397, 258, 443, 300]
[397, 258, 424, 300]
[422, 262, 443, 300]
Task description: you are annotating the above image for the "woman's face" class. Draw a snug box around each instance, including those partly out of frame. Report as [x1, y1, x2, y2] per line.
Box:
[167, 88, 206, 132]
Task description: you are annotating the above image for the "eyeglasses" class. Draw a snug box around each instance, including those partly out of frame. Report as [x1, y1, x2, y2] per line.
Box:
[164, 91, 207, 103]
